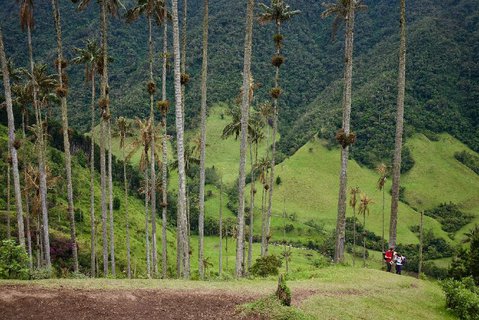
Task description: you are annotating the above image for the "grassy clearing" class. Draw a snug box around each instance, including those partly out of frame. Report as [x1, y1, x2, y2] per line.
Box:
[0, 267, 454, 320]
[402, 133, 479, 241]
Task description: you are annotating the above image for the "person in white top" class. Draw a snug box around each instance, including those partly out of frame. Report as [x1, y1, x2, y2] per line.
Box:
[394, 253, 405, 275]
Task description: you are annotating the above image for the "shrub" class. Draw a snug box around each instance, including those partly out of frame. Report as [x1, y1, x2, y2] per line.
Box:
[454, 150, 479, 175]
[30, 267, 53, 280]
[284, 224, 294, 233]
[425, 202, 473, 233]
[0, 240, 29, 279]
[276, 274, 291, 306]
[113, 196, 121, 210]
[250, 254, 282, 277]
[441, 277, 479, 320]
[276, 176, 282, 185]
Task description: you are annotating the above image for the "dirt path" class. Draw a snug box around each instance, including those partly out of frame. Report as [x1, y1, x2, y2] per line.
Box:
[0, 285, 261, 320]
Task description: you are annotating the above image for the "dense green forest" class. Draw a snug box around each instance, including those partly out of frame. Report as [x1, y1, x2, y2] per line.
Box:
[1, 0, 478, 170]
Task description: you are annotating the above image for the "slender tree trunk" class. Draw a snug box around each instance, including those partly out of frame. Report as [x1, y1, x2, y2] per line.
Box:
[36, 210, 41, 267]
[145, 169, 151, 278]
[148, 14, 158, 277]
[108, 122, 115, 276]
[123, 141, 131, 279]
[100, 0, 109, 277]
[247, 143, 255, 270]
[265, 22, 283, 257]
[89, 74, 96, 277]
[29, 25, 51, 269]
[51, 0, 78, 273]
[160, 0, 169, 280]
[334, 2, 355, 263]
[198, 0, 209, 280]
[236, 0, 255, 278]
[218, 177, 223, 276]
[6, 162, 11, 240]
[381, 187, 385, 254]
[363, 214, 366, 267]
[260, 184, 266, 256]
[418, 210, 423, 277]
[389, 0, 407, 249]
[172, 0, 190, 279]
[22, 112, 33, 271]
[1, 27, 26, 248]
[352, 207, 356, 266]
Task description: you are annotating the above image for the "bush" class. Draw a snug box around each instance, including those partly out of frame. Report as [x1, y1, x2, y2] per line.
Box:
[441, 277, 479, 320]
[113, 196, 121, 211]
[276, 176, 282, 185]
[250, 255, 282, 277]
[276, 274, 291, 306]
[455, 150, 479, 175]
[0, 240, 30, 279]
[425, 202, 473, 233]
[30, 267, 53, 280]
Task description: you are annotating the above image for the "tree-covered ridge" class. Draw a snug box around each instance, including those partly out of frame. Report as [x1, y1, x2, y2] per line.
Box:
[1, 0, 477, 171]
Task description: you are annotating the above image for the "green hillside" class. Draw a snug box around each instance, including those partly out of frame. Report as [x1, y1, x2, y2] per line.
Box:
[402, 133, 479, 238]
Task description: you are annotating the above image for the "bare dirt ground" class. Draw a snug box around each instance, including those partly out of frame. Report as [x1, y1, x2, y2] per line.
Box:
[0, 285, 263, 320]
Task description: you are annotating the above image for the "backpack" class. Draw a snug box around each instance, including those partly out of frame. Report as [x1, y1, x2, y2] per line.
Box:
[401, 256, 407, 265]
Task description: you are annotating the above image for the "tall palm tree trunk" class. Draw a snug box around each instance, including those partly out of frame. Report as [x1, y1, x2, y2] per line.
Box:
[22, 111, 33, 270]
[389, 0, 407, 248]
[27, 24, 50, 268]
[334, 1, 355, 263]
[100, 0, 109, 277]
[160, 1, 169, 279]
[123, 141, 131, 279]
[236, 0, 255, 278]
[6, 162, 11, 240]
[147, 14, 158, 277]
[172, 0, 190, 279]
[89, 72, 96, 277]
[247, 143, 255, 270]
[108, 122, 115, 276]
[198, 0, 209, 280]
[381, 187, 385, 253]
[145, 168, 151, 278]
[51, 0, 78, 273]
[352, 207, 356, 266]
[218, 177, 223, 276]
[0, 27, 25, 247]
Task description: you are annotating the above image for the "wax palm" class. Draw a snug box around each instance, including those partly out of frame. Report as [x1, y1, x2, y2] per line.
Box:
[258, 0, 300, 26]
[125, 0, 169, 276]
[376, 163, 388, 253]
[321, 0, 366, 263]
[320, 0, 367, 40]
[349, 186, 360, 266]
[259, 0, 299, 257]
[358, 193, 373, 267]
[462, 225, 479, 244]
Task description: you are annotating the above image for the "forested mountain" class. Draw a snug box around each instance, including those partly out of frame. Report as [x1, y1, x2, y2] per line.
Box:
[0, 0, 478, 170]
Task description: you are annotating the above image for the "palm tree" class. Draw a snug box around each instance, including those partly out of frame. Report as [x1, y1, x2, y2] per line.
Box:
[389, 0, 407, 249]
[349, 186, 360, 266]
[358, 193, 373, 267]
[71, 38, 102, 277]
[218, 176, 223, 276]
[73, 0, 125, 277]
[16, 0, 50, 269]
[258, 0, 300, 257]
[0, 27, 26, 248]
[159, 0, 169, 279]
[171, 0, 189, 279]
[197, 0, 209, 281]
[128, 118, 154, 277]
[321, 0, 367, 263]
[51, 0, 78, 273]
[117, 116, 132, 278]
[235, 0, 255, 278]
[126, 0, 168, 278]
[376, 163, 388, 254]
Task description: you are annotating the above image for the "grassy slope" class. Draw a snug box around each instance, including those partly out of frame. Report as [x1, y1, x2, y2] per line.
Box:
[0, 267, 455, 320]
[402, 133, 479, 240]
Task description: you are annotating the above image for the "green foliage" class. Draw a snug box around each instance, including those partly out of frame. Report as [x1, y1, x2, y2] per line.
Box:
[276, 175, 282, 185]
[240, 295, 313, 320]
[250, 254, 283, 277]
[425, 202, 473, 233]
[276, 274, 292, 306]
[30, 267, 53, 280]
[113, 196, 121, 210]
[455, 150, 479, 175]
[441, 277, 479, 320]
[0, 240, 29, 279]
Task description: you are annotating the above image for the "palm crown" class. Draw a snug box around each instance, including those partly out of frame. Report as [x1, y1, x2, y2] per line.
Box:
[258, 0, 301, 26]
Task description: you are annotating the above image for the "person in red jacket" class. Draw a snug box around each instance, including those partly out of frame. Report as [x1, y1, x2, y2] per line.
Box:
[384, 247, 395, 272]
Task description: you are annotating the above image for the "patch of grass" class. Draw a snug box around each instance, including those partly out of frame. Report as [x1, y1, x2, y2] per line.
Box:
[239, 295, 313, 320]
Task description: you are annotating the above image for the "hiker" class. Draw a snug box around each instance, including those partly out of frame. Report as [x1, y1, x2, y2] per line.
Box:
[384, 247, 395, 272]
[394, 253, 406, 275]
